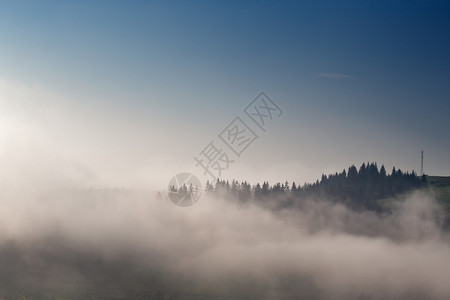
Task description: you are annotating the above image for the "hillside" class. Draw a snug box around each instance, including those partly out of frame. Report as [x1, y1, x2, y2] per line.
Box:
[427, 176, 450, 203]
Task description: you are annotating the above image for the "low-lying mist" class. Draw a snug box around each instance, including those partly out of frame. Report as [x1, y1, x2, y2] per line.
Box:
[0, 187, 449, 299]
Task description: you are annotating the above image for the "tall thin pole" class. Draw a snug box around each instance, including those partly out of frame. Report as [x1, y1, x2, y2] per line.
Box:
[420, 150, 424, 176]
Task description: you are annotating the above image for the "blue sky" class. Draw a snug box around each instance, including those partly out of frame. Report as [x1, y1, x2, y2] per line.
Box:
[0, 1, 449, 188]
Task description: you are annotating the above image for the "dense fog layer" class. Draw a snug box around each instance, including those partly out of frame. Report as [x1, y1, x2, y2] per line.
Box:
[0, 188, 449, 299]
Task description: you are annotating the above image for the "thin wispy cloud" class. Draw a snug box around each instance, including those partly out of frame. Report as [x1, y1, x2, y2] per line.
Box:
[314, 72, 355, 79]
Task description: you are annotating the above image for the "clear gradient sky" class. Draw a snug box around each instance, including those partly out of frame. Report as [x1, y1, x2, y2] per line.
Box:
[0, 1, 449, 190]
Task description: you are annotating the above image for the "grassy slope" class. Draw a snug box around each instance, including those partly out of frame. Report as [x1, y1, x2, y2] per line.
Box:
[427, 176, 450, 204]
[377, 176, 450, 209]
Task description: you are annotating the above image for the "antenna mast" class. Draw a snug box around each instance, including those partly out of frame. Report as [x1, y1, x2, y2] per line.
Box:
[420, 150, 424, 176]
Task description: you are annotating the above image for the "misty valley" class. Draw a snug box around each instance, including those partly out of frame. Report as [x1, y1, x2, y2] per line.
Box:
[1, 163, 449, 299]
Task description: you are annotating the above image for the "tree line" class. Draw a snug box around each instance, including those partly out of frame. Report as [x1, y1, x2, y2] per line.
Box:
[203, 162, 426, 211]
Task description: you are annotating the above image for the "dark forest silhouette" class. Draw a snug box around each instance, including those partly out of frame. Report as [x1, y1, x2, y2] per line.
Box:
[204, 162, 427, 211]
